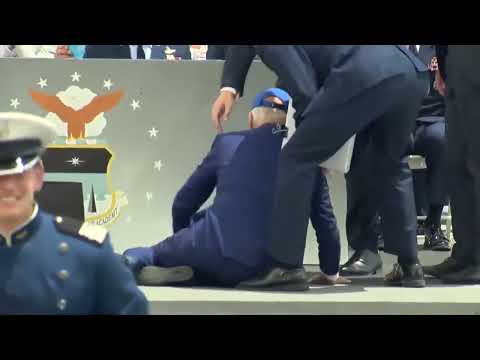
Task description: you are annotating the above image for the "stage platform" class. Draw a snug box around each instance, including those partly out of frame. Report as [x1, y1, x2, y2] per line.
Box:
[144, 249, 480, 315]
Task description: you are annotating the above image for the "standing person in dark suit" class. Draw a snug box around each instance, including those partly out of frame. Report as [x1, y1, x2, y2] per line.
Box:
[212, 46, 344, 287]
[341, 45, 450, 277]
[424, 46, 480, 284]
[211, 45, 429, 290]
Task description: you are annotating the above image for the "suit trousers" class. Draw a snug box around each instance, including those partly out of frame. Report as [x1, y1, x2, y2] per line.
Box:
[445, 46, 480, 265]
[267, 63, 428, 267]
[151, 222, 257, 287]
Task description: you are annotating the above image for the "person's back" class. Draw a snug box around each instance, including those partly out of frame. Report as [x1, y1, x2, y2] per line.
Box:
[203, 123, 284, 268]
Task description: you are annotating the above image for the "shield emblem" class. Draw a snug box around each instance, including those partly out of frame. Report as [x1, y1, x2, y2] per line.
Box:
[39, 145, 127, 227]
[30, 84, 128, 228]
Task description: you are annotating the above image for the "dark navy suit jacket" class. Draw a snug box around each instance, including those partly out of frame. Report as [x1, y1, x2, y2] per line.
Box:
[170, 124, 283, 268]
[221, 45, 427, 123]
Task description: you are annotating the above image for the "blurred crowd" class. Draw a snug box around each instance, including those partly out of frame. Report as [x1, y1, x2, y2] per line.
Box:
[0, 45, 228, 60]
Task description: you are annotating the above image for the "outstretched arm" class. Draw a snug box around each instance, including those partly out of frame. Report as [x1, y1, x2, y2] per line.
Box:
[171, 137, 220, 232]
[211, 46, 256, 132]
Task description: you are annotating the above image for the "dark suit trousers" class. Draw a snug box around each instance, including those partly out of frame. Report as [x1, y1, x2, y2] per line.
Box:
[445, 46, 480, 265]
[347, 120, 448, 252]
[310, 168, 341, 275]
[151, 221, 257, 287]
[412, 120, 448, 215]
[268, 66, 428, 267]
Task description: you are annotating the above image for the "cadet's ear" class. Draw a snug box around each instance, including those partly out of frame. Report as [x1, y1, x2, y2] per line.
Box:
[248, 111, 254, 129]
[32, 161, 45, 192]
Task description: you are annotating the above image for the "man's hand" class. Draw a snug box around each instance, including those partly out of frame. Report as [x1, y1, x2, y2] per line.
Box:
[55, 45, 73, 59]
[434, 70, 447, 97]
[211, 91, 236, 132]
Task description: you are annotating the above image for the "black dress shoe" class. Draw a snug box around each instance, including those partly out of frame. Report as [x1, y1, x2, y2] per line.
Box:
[423, 226, 451, 251]
[441, 265, 480, 284]
[340, 249, 382, 276]
[136, 265, 195, 286]
[423, 257, 466, 278]
[236, 267, 309, 292]
[385, 263, 426, 288]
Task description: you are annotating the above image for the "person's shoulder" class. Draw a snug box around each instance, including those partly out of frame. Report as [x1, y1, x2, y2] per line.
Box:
[213, 130, 249, 148]
[48, 214, 109, 249]
[217, 129, 251, 139]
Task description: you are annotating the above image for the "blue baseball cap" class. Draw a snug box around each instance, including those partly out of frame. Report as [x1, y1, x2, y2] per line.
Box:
[251, 88, 291, 112]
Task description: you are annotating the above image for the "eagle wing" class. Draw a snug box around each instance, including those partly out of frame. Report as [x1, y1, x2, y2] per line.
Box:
[77, 90, 124, 124]
[29, 89, 75, 122]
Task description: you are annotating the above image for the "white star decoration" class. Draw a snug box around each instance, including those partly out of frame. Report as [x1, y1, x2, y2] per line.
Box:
[65, 157, 85, 166]
[146, 192, 153, 201]
[154, 160, 163, 171]
[148, 127, 158, 138]
[71, 72, 81, 82]
[10, 98, 20, 109]
[37, 78, 48, 88]
[103, 79, 113, 90]
[130, 100, 141, 110]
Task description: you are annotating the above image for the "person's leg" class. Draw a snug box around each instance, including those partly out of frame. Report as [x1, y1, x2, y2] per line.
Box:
[412, 168, 428, 237]
[413, 121, 450, 251]
[423, 87, 473, 277]
[411, 125, 428, 223]
[434, 48, 480, 283]
[365, 70, 429, 287]
[123, 246, 155, 271]
[309, 167, 341, 277]
[441, 55, 480, 283]
[340, 136, 384, 275]
[122, 220, 228, 287]
[264, 75, 412, 271]
[150, 224, 259, 287]
[369, 106, 419, 265]
[122, 238, 194, 287]
[439, 69, 474, 265]
[345, 132, 381, 254]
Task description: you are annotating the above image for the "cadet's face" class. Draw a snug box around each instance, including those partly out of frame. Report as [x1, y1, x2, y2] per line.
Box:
[0, 163, 44, 223]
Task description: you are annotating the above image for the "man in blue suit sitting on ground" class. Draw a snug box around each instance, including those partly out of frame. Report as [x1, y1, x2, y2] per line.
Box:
[123, 88, 347, 289]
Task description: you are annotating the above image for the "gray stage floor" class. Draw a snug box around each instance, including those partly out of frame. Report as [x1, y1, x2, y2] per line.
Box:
[144, 245, 480, 315]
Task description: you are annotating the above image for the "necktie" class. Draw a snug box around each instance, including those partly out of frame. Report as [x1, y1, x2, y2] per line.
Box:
[137, 45, 145, 59]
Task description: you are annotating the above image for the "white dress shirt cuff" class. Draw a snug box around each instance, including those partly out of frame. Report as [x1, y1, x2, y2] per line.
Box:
[220, 87, 238, 95]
